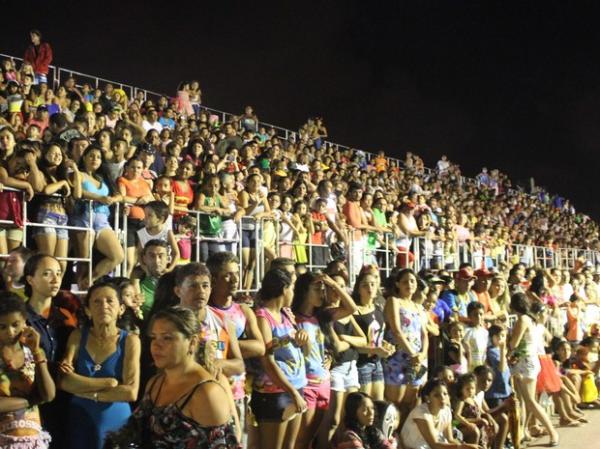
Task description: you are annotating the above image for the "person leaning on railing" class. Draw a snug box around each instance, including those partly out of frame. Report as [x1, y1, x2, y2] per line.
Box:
[0, 147, 35, 255]
[117, 157, 154, 276]
[71, 145, 124, 289]
[33, 141, 82, 273]
[195, 173, 231, 262]
[238, 173, 272, 290]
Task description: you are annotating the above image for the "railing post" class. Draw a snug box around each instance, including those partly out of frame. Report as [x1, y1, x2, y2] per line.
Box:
[88, 200, 94, 288]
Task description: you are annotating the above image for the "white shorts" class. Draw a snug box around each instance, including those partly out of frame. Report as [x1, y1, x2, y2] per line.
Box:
[330, 359, 360, 392]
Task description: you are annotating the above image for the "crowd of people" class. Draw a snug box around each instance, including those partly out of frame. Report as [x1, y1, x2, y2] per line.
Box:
[0, 29, 598, 449]
[0, 250, 598, 449]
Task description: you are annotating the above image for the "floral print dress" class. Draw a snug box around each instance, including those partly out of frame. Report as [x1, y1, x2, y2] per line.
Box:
[105, 376, 240, 449]
[384, 305, 427, 387]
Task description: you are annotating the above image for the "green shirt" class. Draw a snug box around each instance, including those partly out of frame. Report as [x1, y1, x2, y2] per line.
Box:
[140, 276, 158, 317]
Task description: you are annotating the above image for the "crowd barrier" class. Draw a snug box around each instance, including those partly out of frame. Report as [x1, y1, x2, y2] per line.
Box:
[1, 187, 599, 293]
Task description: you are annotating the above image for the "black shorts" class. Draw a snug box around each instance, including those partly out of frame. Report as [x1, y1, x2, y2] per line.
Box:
[250, 390, 302, 422]
[126, 218, 144, 247]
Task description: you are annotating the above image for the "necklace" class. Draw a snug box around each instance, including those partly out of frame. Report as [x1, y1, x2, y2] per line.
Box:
[89, 329, 120, 372]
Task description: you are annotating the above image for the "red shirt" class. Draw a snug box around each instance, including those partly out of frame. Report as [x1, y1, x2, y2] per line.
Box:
[24, 43, 53, 75]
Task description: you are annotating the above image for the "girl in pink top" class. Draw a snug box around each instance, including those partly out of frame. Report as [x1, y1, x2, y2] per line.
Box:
[176, 81, 194, 117]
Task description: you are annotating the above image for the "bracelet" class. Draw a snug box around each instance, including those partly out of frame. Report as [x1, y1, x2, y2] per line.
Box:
[34, 359, 47, 365]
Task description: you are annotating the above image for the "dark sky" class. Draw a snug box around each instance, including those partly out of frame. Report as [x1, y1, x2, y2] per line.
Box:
[4, 1, 600, 219]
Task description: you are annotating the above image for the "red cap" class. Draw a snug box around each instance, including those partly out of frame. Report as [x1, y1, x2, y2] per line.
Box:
[474, 268, 494, 278]
[455, 268, 476, 281]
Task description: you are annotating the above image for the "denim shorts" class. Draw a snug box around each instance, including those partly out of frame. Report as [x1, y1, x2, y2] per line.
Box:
[357, 360, 384, 386]
[71, 211, 111, 233]
[250, 389, 303, 422]
[330, 360, 360, 392]
[35, 208, 69, 240]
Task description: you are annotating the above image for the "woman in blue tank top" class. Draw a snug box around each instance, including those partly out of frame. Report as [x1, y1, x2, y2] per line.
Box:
[71, 146, 124, 289]
[58, 282, 140, 449]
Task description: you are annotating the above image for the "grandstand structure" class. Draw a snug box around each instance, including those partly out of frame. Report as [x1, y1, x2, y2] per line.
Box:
[1, 51, 599, 291]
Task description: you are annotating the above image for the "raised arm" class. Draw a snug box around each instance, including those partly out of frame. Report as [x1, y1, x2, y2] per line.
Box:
[322, 274, 359, 321]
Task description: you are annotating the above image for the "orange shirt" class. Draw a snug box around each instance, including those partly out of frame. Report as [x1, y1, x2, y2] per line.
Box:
[374, 155, 388, 173]
[117, 176, 152, 220]
[311, 211, 327, 244]
[343, 201, 363, 241]
[172, 179, 194, 216]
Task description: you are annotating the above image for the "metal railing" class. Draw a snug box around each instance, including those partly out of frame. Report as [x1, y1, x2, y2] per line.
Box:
[1, 185, 599, 294]
[0, 186, 97, 289]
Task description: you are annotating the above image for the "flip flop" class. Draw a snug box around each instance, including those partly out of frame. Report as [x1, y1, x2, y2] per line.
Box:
[559, 419, 580, 427]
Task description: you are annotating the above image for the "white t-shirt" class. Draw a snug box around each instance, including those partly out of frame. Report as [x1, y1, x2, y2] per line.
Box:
[142, 120, 163, 132]
[463, 326, 489, 371]
[401, 403, 452, 449]
[137, 222, 171, 251]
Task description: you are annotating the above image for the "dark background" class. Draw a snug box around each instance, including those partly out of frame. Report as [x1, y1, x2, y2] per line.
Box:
[3, 1, 600, 219]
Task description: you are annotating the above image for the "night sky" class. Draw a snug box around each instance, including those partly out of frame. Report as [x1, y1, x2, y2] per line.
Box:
[4, 1, 600, 220]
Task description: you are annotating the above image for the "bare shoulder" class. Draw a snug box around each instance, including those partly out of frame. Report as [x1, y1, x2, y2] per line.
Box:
[188, 378, 231, 426]
[125, 333, 141, 351]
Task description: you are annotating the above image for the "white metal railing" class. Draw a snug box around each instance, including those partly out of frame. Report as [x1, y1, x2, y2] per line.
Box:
[0, 186, 97, 289]
[1, 185, 599, 293]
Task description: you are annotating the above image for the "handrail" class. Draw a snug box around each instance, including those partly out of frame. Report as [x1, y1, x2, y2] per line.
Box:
[1, 184, 599, 294]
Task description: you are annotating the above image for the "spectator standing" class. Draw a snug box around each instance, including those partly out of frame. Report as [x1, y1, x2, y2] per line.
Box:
[59, 282, 140, 449]
[23, 30, 53, 85]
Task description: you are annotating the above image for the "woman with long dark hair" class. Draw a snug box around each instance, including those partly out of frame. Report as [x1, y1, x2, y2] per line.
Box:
[105, 307, 240, 448]
[252, 269, 308, 449]
[34, 142, 82, 272]
[333, 391, 393, 449]
[384, 268, 428, 427]
[292, 271, 359, 449]
[509, 293, 558, 446]
[71, 146, 124, 289]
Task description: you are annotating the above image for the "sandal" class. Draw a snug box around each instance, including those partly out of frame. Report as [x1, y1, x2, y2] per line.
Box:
[559, 419, 580, 427]
[530, 427, 548, 438]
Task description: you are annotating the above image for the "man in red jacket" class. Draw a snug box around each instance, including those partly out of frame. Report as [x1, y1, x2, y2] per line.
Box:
[23, 29, 53, 85]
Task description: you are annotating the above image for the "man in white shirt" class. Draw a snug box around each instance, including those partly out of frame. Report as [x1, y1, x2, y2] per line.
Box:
[142, 108, 163, 132]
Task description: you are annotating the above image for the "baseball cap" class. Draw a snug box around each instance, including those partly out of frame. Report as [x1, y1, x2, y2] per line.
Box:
[474, 268, 494, 278]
